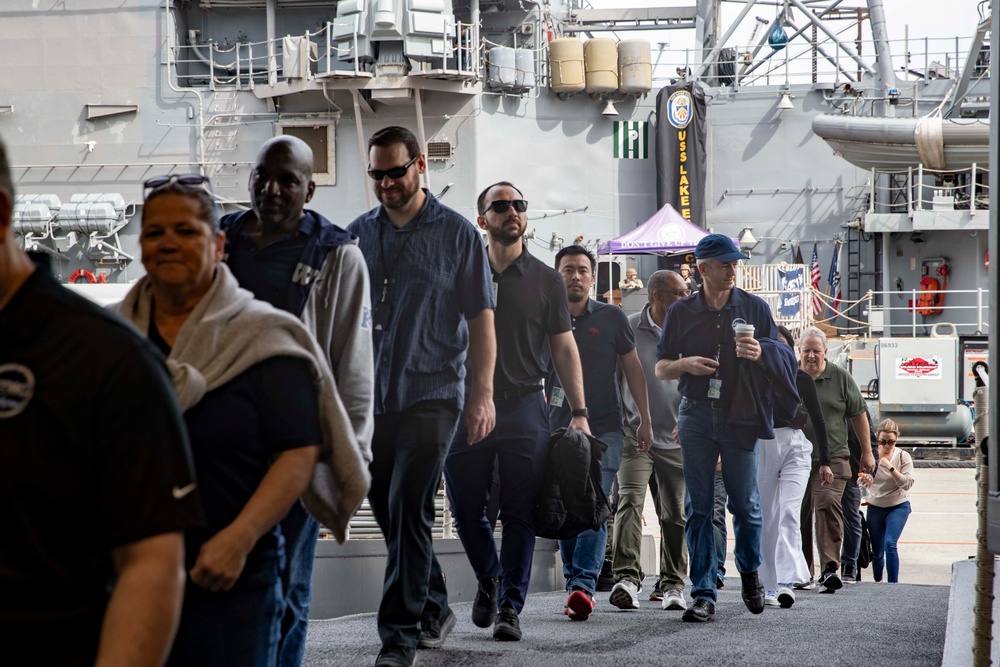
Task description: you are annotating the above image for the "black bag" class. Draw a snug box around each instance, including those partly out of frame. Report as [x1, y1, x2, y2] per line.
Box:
[857, 510, 874, 569]
[788, 403, 809, 430]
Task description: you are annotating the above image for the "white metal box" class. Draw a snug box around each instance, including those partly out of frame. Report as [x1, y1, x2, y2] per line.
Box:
[877, 337, 958, 412]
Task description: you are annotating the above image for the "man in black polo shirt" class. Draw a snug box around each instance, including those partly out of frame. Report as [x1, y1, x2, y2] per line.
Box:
[549, 245, 654, 622]
[444, 182, 589, 642]
[0, 135, 203, 666]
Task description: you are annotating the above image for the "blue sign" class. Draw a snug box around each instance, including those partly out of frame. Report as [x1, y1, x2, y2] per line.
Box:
[777, 267, 803, 317]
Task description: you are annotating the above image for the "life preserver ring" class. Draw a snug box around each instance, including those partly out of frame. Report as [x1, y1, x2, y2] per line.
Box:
[68, 269, 97, 284]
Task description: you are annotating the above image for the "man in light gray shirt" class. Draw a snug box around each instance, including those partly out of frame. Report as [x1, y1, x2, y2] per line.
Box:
[609, 270, 691, 612]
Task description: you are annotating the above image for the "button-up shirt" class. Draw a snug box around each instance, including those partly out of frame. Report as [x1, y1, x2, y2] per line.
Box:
[347, 190, 493, 414]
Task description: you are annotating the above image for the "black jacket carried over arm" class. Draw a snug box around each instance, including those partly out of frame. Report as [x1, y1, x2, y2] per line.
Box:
[535, 429, 611, 540]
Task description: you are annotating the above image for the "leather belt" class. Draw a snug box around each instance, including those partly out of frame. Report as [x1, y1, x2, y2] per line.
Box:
[494, 384, 544, 402]
[683, 397, 731, 410]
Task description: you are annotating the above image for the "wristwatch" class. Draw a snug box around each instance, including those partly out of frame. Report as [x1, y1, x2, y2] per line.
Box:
[572, 408, 589, 418]
[889, 466, 895, 473]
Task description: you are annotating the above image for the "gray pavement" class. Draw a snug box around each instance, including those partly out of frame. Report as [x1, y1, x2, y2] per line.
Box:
[304, 467, 973, 665]
[304, 578, 948, 666]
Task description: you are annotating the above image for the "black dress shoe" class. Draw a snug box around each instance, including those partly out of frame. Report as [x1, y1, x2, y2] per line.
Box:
[493, 606, 522, 641]
[375, 645, 416, 667]
[472, 577, 499, 628]
[681, 599, 715, 622]
[740, 570, 765, 614]
[417, 608, 456, 649]
[841, 564, 857, 583]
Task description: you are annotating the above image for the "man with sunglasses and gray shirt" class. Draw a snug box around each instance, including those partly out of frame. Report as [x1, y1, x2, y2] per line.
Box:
[444, 182, 589, 643]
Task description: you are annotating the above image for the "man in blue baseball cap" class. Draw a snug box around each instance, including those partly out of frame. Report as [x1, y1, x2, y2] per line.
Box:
[654, 233, 798, 622]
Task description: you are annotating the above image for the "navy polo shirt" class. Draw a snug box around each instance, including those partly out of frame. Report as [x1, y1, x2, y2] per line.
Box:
[222, 212, 314, 313]
[347, 190, 494, 414]
[656, 287, 778, 402]
[548, 298, 635, 435]
[492, 246, 571, 392]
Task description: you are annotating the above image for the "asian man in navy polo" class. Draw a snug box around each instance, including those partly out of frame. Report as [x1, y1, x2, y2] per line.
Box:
[549, 245, 654, 622]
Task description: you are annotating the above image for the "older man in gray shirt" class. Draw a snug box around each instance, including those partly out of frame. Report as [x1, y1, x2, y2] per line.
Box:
[609, 270, 691, 612]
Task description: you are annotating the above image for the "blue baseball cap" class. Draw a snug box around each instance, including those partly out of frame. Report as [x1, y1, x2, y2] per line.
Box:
[694, 233, 748, 263]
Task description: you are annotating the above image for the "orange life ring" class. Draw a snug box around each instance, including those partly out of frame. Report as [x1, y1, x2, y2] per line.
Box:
[68, 269, 97, 284]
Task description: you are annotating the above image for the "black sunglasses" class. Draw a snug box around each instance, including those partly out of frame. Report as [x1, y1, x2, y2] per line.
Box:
[877, 438, 897, 446]
[484, 199, 528, 215]
[367, 155, 418, 181]
[143, 173, 211, 194]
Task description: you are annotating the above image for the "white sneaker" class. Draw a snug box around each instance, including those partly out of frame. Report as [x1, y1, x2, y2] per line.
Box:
[764, 590, 779, 607]
[609, 579, 640, 610]
[777, 586, 795, 608]
[661, 588, 688, 611]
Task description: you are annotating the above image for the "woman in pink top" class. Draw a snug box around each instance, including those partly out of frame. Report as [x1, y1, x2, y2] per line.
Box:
[858, 419, 915, 583]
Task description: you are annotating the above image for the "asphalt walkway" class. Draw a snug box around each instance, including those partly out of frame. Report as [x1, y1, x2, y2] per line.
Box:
[304, 578, 948, 666]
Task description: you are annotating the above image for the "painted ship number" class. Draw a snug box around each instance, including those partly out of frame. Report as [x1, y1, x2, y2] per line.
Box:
[881, 342, 899, 348]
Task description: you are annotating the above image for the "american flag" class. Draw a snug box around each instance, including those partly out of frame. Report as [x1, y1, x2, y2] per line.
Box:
[827, 242, 842, 316]
[810, 243, 822, 317]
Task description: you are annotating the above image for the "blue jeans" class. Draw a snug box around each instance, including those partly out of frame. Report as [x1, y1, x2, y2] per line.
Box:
[444, 393, 550, 612]
[558, 430, 624, 595]
[867, 501, 911, 583]
[169, 579, 283, 666]
[276, 501, 319, 667]
[677, 400, 762, 603]
[840, 479, 862, 569]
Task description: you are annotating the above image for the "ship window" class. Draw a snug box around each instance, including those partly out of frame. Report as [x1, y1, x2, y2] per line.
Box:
[279, 124, 336, 186]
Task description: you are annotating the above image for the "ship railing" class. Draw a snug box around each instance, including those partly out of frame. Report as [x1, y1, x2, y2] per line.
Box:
[812, 287, 989, 338]
[172, 19, 480, 92]
[736, 263, 813, 336]
[660, 33, 979, 91]
[867, 164, 991, 214]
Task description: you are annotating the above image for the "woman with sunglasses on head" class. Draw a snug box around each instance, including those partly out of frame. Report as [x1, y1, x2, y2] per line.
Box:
[116, 175, 365, 666]
[858, 419, 914, 584]
[756, 325, 831, 609]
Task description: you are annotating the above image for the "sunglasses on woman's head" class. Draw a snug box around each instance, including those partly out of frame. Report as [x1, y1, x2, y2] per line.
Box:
[143, 173, 211, 194]
[483, 199, 528, 215]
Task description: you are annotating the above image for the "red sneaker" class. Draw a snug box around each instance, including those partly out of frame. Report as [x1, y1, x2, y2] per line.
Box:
[565, 589, 595, 621]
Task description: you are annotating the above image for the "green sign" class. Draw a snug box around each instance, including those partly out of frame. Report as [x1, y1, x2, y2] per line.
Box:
[614, 121, 648, 159]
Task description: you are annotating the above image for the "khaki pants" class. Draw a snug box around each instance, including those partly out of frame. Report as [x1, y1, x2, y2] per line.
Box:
[800, 455, 851, 577]
[611, 426, 687, 590]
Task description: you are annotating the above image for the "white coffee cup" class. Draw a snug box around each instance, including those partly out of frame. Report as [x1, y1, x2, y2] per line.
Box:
[734, 323, 755, 339]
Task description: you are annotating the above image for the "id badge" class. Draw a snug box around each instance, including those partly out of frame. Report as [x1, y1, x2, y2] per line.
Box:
[492, 281, 499, 305]
[707, 378, 722, 399]
[550, 386, 566, 408]
[373, 302, 391, 330]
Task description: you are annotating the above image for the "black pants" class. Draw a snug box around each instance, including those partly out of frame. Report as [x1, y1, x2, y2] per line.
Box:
[368, 399, 461, 649]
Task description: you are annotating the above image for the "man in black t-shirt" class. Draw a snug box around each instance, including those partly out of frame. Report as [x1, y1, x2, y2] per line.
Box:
[0, 135, 202, 667]
[443, 182, 590, 643]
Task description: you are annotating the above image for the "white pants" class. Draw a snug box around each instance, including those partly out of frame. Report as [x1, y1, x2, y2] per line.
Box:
[757, 428, 813, 591]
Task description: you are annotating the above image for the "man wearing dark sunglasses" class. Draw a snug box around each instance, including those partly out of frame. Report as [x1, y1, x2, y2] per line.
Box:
[348, 126, 496, 667]
[444, 181, 588, 643]
[219, 135, 374, 667]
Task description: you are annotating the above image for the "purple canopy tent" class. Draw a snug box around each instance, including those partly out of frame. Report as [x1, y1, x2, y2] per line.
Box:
[596, 203, 735, 255]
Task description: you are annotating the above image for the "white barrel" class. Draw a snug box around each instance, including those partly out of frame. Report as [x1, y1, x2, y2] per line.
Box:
[618, 39, 652, 94]
[515, 48, 535, 89]
[548, 38, 585, 94]
[584, 38, 618, 94]
[488, 46, 517, 88]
